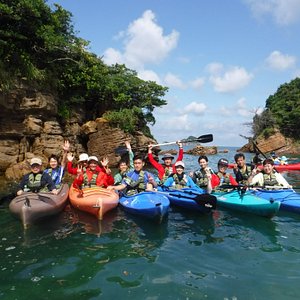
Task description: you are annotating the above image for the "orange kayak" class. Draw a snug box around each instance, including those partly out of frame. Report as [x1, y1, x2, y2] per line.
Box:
[69, 186, 119, 220]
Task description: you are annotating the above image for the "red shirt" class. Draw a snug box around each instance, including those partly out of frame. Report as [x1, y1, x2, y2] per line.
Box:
[72, 168, 114, 188]
[211, 173, 238, 188]
[148, 148, 183, 180]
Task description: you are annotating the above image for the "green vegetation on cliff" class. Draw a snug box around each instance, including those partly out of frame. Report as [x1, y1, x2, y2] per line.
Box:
[0, 0, 167, 137]
[251, 77, 300, 140]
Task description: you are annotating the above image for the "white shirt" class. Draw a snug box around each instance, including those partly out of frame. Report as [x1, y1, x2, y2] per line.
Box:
[250, 172, 290, 188]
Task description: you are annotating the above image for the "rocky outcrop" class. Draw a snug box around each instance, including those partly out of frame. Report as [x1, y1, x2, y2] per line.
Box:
[185, 145, 218, 155]
[238, 130, 300, 155]
[0, 85, 156, 180]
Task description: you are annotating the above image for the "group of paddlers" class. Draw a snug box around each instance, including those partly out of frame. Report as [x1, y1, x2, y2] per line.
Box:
[15, 140, 292, 197]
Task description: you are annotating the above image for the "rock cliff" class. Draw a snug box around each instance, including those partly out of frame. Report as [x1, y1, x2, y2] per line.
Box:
[0, 85, 156, 180]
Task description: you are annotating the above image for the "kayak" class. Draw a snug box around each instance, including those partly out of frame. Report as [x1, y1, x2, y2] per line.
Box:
[251, 188, 300, 214]
[69, 186, 119, 220]
[213, 189, 280, 217]
[228, 162, 300, 172]
[157, 188, 217, 213]
[9, 183, 69, 228]
[119, 191, 170, 222]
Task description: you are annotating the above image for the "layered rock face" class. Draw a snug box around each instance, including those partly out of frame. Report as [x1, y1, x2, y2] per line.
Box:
[0, 86, 155, 180]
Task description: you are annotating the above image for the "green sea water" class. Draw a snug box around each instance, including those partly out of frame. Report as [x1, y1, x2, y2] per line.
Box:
[1, 148, 300, 300]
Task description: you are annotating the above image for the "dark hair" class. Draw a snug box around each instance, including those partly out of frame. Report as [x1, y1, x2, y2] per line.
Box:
[198, 155, 208, 163]
[234, 153, 245, 162]
[263, 158, 274, 166]
[48, 154, 59, 163]
[133, 155, 144, 162]
[117, 160, 128, 167]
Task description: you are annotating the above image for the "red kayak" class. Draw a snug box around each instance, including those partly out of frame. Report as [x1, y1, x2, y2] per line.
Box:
[228, 162, 300, 172]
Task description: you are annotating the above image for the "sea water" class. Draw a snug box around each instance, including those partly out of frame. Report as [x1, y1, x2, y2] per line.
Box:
[0, 147, 300, 300]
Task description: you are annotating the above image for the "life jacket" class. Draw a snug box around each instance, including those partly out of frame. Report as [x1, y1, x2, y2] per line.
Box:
[44, 167, 62, 187]
[123, 170, 146, 195]
[83, 171, 98, 188]
[171, 173, 188, 189]
[235, 165, 252, 184]
[27, 173, 48, 192]
[161, 166, 173, 183]
[263, 172, 279, 186]
[194, 169, 210, 188]
[217, 172, 231, 184]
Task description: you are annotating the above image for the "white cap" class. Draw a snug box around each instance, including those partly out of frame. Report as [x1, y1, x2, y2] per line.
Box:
[30, 157, 42, 166]
[79, 153, 89, 162]
[88, 155, 99, 163]
[175, 161, 185, 168]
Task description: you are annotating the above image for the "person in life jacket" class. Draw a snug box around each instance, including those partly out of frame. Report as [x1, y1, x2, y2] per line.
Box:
[114, 141, 134, 185]
[72, 156, 114, 188]
[16, 157, 58, 196]
[248, 158, 291, 188]
[163, 161, 206, 191]
[190, 155, 214, 191]
[233, 153, 253, 185]
[148, 141, 183, 183]
[211, 158, 238, 189]
[43, 140, 69, 188]
[107, 155, 157, 196]
[67, 152, 89, 175]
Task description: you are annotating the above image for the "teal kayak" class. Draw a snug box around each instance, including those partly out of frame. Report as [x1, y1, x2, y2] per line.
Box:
[213, 189, 280, 217]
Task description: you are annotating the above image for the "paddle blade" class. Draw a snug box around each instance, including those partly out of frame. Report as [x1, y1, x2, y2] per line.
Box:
[114, 145, 128, 155]
[196, 134, 213, 143]
[194, 194, 217, 209]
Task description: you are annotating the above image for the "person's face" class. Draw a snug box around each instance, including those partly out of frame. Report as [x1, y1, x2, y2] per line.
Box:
[163, 158, 172, 166]
[49, 158, 58, 169]
[88, 160, 98, 171]
[263, 163, 273, 174]
[31, 164, 41, 174]
[175, 166, 184, 174]
[119, 162, 128, 173]
[199, 158, 208, 169]
[80, 160, 88, 167]
[236, 157, 245, 167]
[218, 164, 228, 173]
[134, 159, 144, 171]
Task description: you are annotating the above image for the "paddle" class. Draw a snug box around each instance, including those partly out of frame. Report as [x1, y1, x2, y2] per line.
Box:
[115, 134, 213, 155]
[157, 188, 217, 209]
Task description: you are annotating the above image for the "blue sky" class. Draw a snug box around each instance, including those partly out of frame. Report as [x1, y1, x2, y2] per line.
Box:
[47, 0, 300, 146]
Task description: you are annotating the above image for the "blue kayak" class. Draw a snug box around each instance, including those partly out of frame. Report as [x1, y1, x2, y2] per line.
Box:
[157, 188, 216, 213]
[213, 189, 280, 218]
[119, 191, 170, 222]
[251, 188, 300, 214]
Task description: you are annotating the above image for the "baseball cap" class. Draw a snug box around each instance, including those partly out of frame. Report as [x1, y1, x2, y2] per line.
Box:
[175, 161, 185, 168]
[218, 158, 229, 167]
[30, 157, 42, 166]
[88, 156, 99, 163]
[79, 153, 89, 162]
[162, 153, 175, 160]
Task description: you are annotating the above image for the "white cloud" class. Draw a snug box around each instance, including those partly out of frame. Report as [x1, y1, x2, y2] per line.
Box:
[220, 106, 231, 116]
[265, 50, 297, 70]
[138, 69, 161, 83]
[209, 66, 253, 93]
[189, 77, 205, 89]
[103, 10, 179, 70]
[245, 0, 300, 26]
[237, 98, 253, 117]
[164, 72, 186, 89]
[205, 62, 224, 75]
[183, 101, 207, 115]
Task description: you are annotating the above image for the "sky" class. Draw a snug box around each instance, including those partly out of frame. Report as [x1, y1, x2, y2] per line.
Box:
[47, 0, 300, 146]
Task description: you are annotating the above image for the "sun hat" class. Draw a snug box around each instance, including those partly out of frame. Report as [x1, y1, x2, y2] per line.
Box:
[30, 157, 42, 166]
[175, 161, 185, 168]
[218, 158, 229, 167]
[281, 156, 287, 161]
[79, 153, 89, 162]
[88, 155, 98, 163]
[162, 153, 175, 160]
